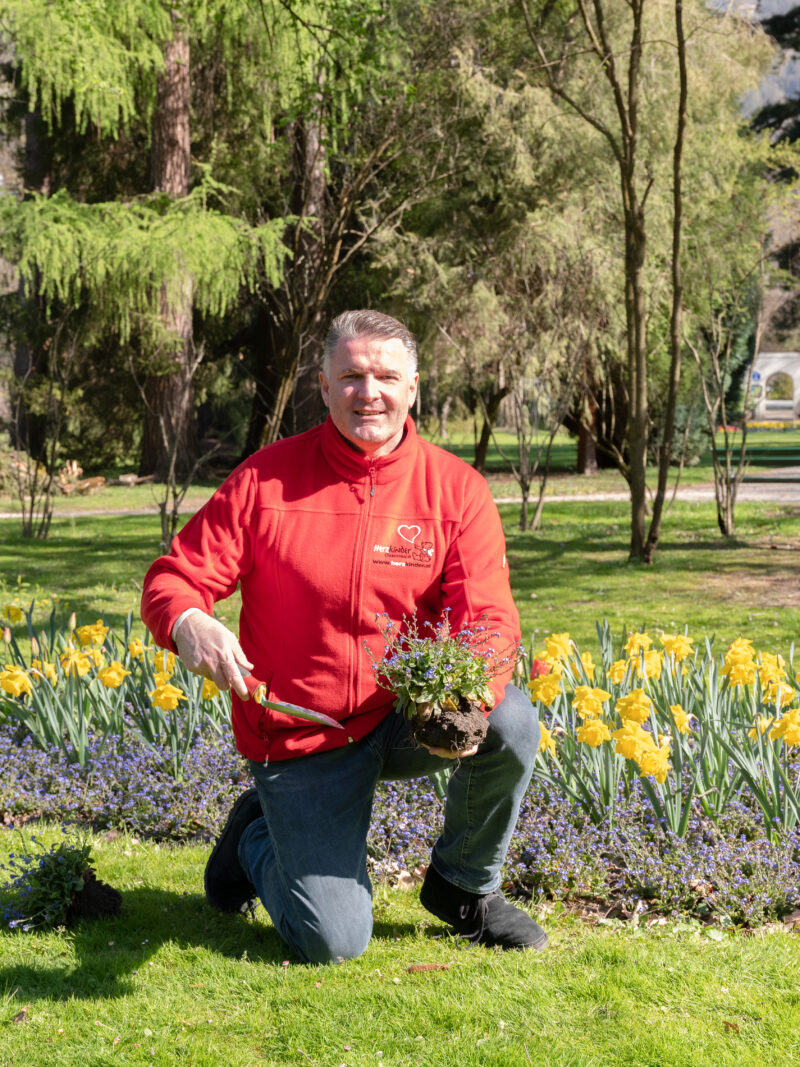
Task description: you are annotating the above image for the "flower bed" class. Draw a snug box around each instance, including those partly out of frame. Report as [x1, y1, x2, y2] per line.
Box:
[1, 719, 797, 928]
[3, 610, 800, 928]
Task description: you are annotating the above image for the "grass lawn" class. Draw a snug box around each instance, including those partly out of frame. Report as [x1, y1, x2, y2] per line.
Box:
[1, 828, 800, 1067]
[2, 492, 798, 655]
[505, 498, 800, 654]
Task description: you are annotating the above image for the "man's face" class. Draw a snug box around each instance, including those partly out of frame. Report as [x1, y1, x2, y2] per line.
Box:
[320, 335, 418, 457]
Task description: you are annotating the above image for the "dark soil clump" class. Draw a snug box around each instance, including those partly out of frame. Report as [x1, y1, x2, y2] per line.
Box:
[407, 696, 489, 753]
[65, 867, 123, 924]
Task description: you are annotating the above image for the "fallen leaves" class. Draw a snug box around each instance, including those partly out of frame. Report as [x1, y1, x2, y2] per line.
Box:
[394, 865, 427, 891]
[12, 1004, 30, 1024]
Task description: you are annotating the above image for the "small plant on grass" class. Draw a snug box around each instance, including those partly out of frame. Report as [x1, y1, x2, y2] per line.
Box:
[367, 610, 523, 753]
[1, 825, 121, 931]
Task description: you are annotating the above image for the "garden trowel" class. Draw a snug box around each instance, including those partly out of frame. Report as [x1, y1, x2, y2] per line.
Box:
[238, 667, 344, 729]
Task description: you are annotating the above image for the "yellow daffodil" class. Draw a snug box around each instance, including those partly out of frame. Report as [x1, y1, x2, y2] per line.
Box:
[128, 637, 144, 659]
[84, 648, 105, 667]
[637, 741, 671, 784]
[669, 704, 693, 735]
[0, 665, 32, 698]
[538, 723, 556, 757]
[615, 688, 654, 725]
[576, 718, 611, 747]
[765, 681, 795, 710]
[631, 649, 664, 681]
[31, 659, 57, 685]
[529, 674, 562, 707]
[571, 685, 611, 719]
[59, 649, 91, 677]
[748, 716, 775, 742]
[153, 670, 172, 687]
[607, 659, 628, 685]
[580, 650, 595, 679]
[624, 631, 652, 657]
[758, 652, 785, 688]
[726, 637, 755, 662]
[543, 632, 572, 661]
[153, 649, 176, 674]
[201, 678, 220, 700]
[545, 659, 564, 679]
[149, 683, 186, 711]
[97, 661, 131, 689]
[612, 721, 653, 761]
[76, 619, 109, 647]
[659, 633, 694, 662]
[771, 709, 800, 747]
[3, 605, 22, 624]
[721, 661, 756, 686]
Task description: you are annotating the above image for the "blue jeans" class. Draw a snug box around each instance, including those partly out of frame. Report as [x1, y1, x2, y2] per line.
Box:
[238, 683, 539, 963]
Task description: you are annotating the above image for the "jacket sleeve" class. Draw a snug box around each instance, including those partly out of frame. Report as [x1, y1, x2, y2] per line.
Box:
[140, 463, 257, 651]
[439, 475, 521, 708]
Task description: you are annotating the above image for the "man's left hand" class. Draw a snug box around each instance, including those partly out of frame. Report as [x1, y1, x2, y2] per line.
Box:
[425, 744, 479, 759]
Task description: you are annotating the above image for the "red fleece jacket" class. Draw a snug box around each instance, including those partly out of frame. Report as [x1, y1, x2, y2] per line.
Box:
[140, 416, 521, 761]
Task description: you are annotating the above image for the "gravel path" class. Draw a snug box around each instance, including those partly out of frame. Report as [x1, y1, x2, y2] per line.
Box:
[496, 479, 800, 505]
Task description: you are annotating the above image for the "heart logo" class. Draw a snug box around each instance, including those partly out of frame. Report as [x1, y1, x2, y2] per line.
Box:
[397, 524, 421, 543]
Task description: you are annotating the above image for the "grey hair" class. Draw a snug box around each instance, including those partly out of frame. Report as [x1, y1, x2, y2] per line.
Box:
[323, 310, 418, 375]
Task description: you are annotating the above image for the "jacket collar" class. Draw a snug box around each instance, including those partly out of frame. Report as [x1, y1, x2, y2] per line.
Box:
[321, 414, 419, 484]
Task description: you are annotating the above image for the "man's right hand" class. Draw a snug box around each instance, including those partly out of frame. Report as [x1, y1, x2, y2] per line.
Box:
[173, 612, 253, 700]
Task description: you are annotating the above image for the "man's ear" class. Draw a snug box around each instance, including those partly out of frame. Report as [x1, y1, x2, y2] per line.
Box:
[319, 370, 330, 408]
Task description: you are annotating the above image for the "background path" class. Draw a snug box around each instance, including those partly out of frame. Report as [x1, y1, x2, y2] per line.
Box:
[2, 475, 799, 519]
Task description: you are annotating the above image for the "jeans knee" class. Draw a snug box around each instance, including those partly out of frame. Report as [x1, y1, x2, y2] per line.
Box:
[292, 909, 373, 964]
[487, 683, 540, 764]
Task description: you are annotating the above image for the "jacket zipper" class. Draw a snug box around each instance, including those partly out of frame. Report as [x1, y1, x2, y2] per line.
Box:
[348, 462, 376, 711]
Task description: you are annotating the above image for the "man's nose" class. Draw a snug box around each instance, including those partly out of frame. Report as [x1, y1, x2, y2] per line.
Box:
[357, 375, 381, 400]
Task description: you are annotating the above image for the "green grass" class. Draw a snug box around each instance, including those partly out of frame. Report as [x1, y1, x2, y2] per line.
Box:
[504, 498, 800, 654]
[2, 492, 799, 656]
[0, 506, 242, 636]
[1, 828, 800, 1067]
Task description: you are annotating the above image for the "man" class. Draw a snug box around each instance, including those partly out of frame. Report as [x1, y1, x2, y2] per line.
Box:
[141, 309, 546, 963]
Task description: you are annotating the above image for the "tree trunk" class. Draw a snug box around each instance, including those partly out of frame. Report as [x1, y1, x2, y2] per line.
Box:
[11, 109, 51, 457]
[474, 384, 510, 473]
[624, 184, 649, 560]
[439, 395, 452, 440]
[577, 414, 598, 474]
[244, 111, 328, 455]
[643, 0, 688, 564]
[139, 18, 196, 479]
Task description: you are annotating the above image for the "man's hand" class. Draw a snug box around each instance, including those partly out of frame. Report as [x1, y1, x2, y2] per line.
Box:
[173, 612, 253, 700]
[425, 744, 479, 760]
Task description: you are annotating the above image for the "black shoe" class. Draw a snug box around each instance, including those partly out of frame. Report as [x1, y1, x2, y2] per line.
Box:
[420, 864, 547, 950]
[204, 789, 262, 913]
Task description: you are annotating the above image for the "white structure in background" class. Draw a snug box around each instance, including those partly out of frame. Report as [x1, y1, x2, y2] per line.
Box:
[750, 353, 800, 420]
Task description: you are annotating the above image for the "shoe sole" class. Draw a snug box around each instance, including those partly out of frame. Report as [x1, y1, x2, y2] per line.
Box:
[204, 789, 261, 912]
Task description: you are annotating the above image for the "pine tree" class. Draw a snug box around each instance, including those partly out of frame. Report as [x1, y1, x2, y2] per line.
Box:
[0, 0, 289, 477]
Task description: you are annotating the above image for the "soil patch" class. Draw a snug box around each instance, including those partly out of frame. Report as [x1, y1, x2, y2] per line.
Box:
[407, 697, 489, 753]
[65, 867, 123, 924]
[699, 561, 800, 610]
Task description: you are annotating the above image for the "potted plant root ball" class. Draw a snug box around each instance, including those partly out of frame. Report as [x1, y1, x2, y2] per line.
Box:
[1, 827, 122, 932]
[367, 610, 523, 754]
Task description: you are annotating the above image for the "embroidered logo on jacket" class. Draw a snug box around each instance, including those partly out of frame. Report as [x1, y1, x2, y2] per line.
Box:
[372, 522, 434, 570]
